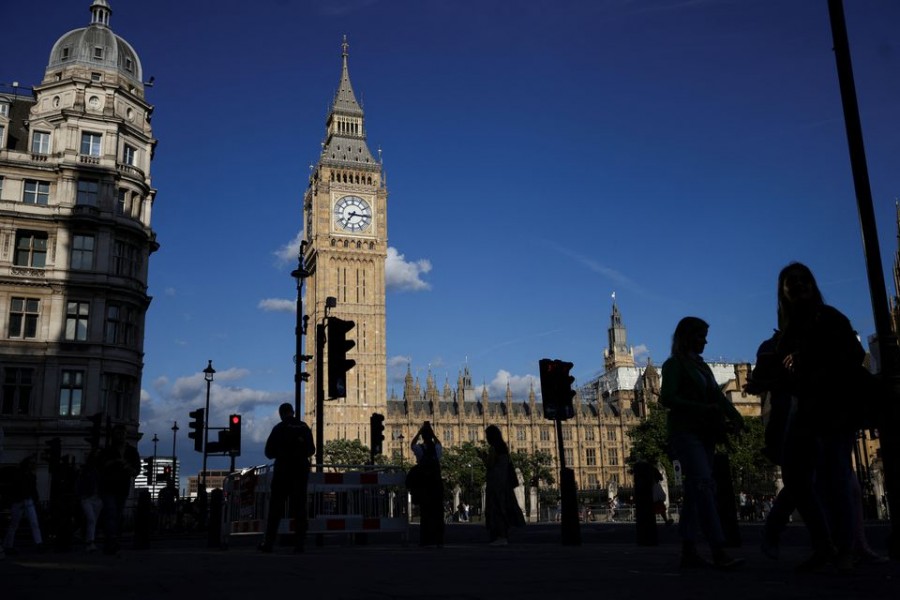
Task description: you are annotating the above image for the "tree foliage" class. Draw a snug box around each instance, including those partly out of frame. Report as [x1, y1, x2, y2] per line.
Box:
[626, 406, 673, 478]
[322, 438, 371, 469]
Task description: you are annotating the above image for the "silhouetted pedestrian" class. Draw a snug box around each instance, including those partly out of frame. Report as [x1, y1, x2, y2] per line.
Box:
[749, 262, 866, 572]
[98, 424, 141, 555]
[2, 455, 43, 555]
[659, 316, 744, 570]
[480, 425, 525, 545]
[259, 403, 315, 554]
[76, 449, 102, 552]
[409, 421, 444, 547]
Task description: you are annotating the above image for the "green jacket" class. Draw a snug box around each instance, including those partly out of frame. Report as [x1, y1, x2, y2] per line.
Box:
[659, 354, 744, 442]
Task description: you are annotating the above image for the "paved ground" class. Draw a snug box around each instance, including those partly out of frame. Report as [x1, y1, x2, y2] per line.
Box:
[3, 521, 899, 600]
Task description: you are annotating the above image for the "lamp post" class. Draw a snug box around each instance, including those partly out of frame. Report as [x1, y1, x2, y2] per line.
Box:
[151, 433, 159, 497]
[171, 420, 179, 488]
[202, 360, 215, 491]
[398, 434, 405, 469]
[291, 240, 310, 417]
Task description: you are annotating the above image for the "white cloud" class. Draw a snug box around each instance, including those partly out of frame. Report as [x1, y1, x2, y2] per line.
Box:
[476, 370, 540, 400]
[274, 230, 304, 266]
[386, 247, 432, 292]
[258, 298, 296, 313]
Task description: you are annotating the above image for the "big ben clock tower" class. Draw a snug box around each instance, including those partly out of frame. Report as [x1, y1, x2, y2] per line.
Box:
[302, 38, 387, 445]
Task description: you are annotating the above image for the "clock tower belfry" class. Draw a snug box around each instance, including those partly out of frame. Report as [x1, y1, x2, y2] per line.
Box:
[302, 38, 388, 446]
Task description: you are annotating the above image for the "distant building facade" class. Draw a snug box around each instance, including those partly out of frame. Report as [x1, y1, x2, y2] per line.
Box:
[388, 299, 761, 492]
[0, 1, 156, 495]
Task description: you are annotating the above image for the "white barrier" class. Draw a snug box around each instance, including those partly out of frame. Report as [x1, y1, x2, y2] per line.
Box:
[222, 466, 409, 544]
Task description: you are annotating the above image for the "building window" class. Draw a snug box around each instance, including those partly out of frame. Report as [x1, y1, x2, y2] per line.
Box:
[586, 448, 597, 466]
[587, 473, 599, 488]
[31, 131, 51, 154]
[584, 427, 595, 441]
[59, 370, 84, 416]
[65, 301, 90, 341]
[105, 303, 136, 346]
[61, 47, 71, 61]
[14, 231, 48, 267]
[608, 448, 619, 467]
[125, 58, 134, 73]
[468, 427, 479, 442]
[565, 448, 574, 465]
[8, 297, 40, 339]
[443, 428, 453, 444]
[113, 240, 141, 278]
[540, 427, 550, 442]
[607, 428, 617, 442]
[71, 235, 95, 270]
[80, 132, 102, 157]
[76, 179, 99, 206]
[117, 189, 127, 215]
[2, 367, 34, 415]
[123, 144, 137, 166]
[91, 72, 102, 82]
[102, 373, 134, 420]
[93, 47, 103, 60]
[562, 427, 573, 441]
[0, 125, 5, 149]
[23, 180, 50, 205]
[516, 426, 526, 441]
[0, 102, 9, 117]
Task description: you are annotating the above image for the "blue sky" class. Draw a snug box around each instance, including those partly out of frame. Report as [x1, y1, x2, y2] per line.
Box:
[3, 1, 899, 482]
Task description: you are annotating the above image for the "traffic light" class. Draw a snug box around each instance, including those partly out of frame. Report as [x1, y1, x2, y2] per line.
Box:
[327, 318, 356, 398]
[159, 465, 172, 483]
[144, 457, 154, 485]
[188, 408, 205, 453]
[85, 412, 103, 449]
[539, 358, 576, 421]
[228, 414, 242, 456]
[370, 412, 385, 457]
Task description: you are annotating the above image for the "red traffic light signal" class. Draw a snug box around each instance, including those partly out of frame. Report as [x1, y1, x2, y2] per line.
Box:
[539, 358, 576, 421]
[327, 318, 356, 398]
[228, 414, 242, 456]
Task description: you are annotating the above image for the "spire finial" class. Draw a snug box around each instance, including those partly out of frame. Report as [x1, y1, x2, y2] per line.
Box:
[342, 35, 349, 58]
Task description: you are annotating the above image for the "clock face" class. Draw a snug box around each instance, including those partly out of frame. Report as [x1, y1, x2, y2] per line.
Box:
[334, 195, 372, 232]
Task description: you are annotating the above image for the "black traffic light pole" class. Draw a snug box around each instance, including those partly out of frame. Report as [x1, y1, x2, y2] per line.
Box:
[539, 358, 581, 546]
[828, 0, 900, 558]
[316, 321, 326, 474]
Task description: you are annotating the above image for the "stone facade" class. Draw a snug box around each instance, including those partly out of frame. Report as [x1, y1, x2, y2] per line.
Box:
[0, 1, 156, 490]
[302, 39, 388, 444]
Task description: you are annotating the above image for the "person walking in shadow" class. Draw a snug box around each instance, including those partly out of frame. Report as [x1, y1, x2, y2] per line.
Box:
[98, 425, 140, 556]
[479, 425, 525, 546]
[409, 421, 444, 547]
[259, 403, 315, 554]
[751, 262, 866, 571]
[2, 455, 43, 555]
[659, 317, 745, 570]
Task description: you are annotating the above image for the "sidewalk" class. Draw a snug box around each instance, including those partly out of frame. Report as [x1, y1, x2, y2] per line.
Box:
[3, 522, 898, 600]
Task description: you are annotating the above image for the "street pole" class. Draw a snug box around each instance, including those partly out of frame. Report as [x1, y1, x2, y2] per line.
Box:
[171, 421, 179, 485]
[292, 240, 310, 417]
[202, 360, 216, 491]
[151, 433, 159, 498]
[828, 0, 900, 558]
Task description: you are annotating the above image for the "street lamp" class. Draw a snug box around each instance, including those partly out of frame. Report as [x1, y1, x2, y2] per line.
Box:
[171, 420, 179, 489]
[398, 434, 405, 469]
[151, 433, 159, 497]
[202, 360, 215, 491]
[291, 240, 310, 417]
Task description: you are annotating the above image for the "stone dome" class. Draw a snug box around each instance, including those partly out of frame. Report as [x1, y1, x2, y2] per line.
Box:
[45, 1, 143, 85]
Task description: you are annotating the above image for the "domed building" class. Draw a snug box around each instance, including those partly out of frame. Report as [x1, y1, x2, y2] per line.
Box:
[0, 0, 158, 497]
